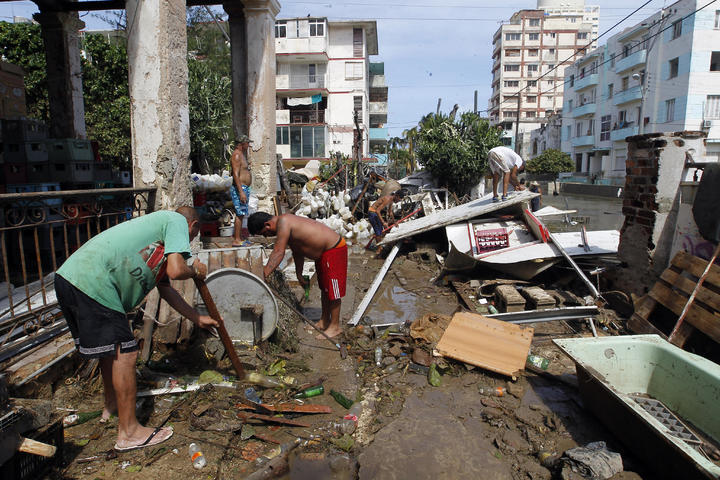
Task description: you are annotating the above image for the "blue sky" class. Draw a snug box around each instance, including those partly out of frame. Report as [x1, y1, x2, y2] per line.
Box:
[0, 0, 667, 137]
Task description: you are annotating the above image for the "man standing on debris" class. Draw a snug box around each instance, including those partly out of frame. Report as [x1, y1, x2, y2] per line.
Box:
[55, 207, 218, 452]
[529, 181, 542, 212]
[248, 212, 347, 339]
[368, 190, 404, 240]
[230, 137, 252, 246]
[488, 145, 525, 202]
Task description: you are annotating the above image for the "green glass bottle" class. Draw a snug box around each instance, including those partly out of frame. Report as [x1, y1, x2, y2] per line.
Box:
[293, 385, 324, 399]
[330, 389, 353, 409]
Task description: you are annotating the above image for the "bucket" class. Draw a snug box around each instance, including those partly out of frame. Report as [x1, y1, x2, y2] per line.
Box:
[219, 226, 234, 237]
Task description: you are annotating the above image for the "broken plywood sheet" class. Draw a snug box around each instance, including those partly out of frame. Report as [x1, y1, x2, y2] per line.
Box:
[378, 191, 538, 245]
[435, 312, 533, 377]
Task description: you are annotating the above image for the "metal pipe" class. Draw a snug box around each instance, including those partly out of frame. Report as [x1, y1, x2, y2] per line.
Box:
[1, 232, 13, 318]
[15, 347, 75, 387]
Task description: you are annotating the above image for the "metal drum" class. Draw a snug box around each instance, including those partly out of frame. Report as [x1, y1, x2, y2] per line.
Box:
[199, 268, 279, 344]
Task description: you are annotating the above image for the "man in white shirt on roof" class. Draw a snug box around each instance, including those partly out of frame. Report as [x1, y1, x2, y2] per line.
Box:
[487, 145, 526, 202]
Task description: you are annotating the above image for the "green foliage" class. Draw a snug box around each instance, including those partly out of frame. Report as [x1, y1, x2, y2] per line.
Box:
[320, 152, 351, 181]
[525, 149, 574, 176]
[0, 22, 49, 121]
[414, 111, 502, 194]
[81, 34, 131, 169]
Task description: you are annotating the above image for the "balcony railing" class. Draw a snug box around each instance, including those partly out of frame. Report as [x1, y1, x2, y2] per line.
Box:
[615, 49, 646, 74]
[613, 85, 642, 106]
[285, 109, 326, 124]
[276, 74, 327, 90]
[571, 135, 595, 147]
[610, 124, 638, 142]
[572, 102, 596, 118]
[0, 187, 156, 364]
[574, 73, 599, 91]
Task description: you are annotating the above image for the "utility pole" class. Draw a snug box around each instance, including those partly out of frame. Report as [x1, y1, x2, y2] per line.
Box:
[514, 93, 521, 154]
[353, 110, 362, 186]
[474, 90, 478, 114]
[436, 98, 442, 115]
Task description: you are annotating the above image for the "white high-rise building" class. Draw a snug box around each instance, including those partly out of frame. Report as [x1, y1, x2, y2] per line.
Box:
[488, 0, 599, 159]
[274, 17, 388, 168]
[560, 0, 720, 183]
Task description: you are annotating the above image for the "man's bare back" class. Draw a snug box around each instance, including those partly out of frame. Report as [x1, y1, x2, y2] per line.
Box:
[277, 214, 340, 261]
[231, 143, 252, 189]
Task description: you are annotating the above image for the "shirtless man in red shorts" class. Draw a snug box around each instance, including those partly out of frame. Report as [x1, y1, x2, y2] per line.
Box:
[248, 212, 347, 338]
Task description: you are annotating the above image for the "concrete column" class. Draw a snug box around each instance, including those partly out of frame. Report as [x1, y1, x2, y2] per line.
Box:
[244, 0, 281, 212]
[223, 2, 248, 138]
[126, 0, 192, 210]
[33, 11, 86, 139]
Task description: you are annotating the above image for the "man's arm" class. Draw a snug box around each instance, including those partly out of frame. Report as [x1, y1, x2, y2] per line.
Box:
[292, 247, 307, 286]
[263, 217, 291, 279]
[377, 198, 390, 226]
[157, 282, 218, 329]
[166, 254, 207, 280]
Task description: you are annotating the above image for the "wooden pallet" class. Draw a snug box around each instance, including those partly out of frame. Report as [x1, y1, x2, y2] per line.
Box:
[628, 251, 720, 347]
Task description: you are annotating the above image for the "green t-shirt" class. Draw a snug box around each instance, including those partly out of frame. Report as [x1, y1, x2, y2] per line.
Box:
[57, 211, 191, 313]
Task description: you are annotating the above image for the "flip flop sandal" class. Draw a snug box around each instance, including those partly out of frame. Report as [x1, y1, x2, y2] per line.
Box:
[114, 426, 173, 452]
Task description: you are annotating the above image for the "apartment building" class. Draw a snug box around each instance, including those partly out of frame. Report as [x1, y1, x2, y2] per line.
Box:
[488, 0, 599, 159]
[274, 17, 388, 168]
[560, 0, 720, 183]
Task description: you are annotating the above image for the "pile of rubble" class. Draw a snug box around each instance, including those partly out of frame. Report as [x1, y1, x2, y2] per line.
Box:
[294, 186, 373, 246]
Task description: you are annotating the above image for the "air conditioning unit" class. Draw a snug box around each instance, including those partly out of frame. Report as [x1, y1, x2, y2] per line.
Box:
[701, 119, 713, 129]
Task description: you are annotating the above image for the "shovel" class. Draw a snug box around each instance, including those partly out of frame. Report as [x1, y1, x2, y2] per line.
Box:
[193, 278, 246, 380]
[266, 283, 348, 359]
[669, 164, 720, 343]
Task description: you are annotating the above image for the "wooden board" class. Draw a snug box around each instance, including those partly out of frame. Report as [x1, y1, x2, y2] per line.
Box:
[435, 311, 534, 377]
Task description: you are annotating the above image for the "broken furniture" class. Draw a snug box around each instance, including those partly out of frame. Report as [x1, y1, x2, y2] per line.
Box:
[555, 335, 720, 480]
[628, 251, 720, 348]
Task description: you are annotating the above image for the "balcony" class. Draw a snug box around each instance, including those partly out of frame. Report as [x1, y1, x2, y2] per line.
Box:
[276, 109, 325, 125]
[610, 125, 638, 142]
[572, 102, 596, 118]
[369, 62, 384, 75]
[615, 49, 646, 74]
[276, 74, 327, 93]
[370, 74, 387, 90]
[275, 36, 328, 60]
[574, 73, 598, 91]
[369, 127, 388, 141]
[571, 135, 595, 147]
[613, 85, 642, 106]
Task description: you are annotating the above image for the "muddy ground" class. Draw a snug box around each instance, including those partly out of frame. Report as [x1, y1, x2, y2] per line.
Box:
[43, 241, 650, 480]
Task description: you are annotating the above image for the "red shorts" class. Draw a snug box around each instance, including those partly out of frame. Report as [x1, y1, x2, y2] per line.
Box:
[315, 237, 348, 301]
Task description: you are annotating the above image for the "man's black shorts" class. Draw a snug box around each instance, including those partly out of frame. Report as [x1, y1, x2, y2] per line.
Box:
[55, 274, 138, 358]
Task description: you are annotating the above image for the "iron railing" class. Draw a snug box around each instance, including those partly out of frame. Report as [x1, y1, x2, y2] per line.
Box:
[0, 187, 156, 364]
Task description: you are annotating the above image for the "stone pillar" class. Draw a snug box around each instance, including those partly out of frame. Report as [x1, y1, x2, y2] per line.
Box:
[612, 131, 707, 295]
[126, 0, 192, 210]
[223, 2, 248, 138]
[244, 0, 280, 212]
[34, 11, 86, 139]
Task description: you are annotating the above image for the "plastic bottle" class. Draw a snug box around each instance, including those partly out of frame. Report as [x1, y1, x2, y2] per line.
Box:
[338, 402, 363, 435]
[374, 347, 382, 367]
[330, 389, 353, 409]
[478, 386, 506, 397]
[188, 443, 206, 469]
[294, 385, 324, 399]
[280, 375, 298, 387]
[487, 304, 499, 314]
[526, 354, 550, 370]
[246, 372, 285, 389]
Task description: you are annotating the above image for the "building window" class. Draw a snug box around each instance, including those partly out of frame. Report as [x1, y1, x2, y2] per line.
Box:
[504, 80, 519, 87]
[527, 64, 539, 74]
[274, 20, 287, 38]
[570, 17, 577, 23]
[621, 76, 629, 91]
[526, 111, 537, 117]
[527, 80, 537, 87]
[276, 126, 289, 145]
[576, 122, 583, 137]
[308, 64, 316, 83]
[505, 49, 521, 57]
[711, 52, 720, 71]
[569, 74, 575, 87]
[528, 49, 538, 56]
[529, 33, 539, 41]
[600, 115, 611, 141]
[618, 110, 627, 126]
[546, 80, 553, 86]
[289, 126, 325, 158]
[668, 57, 679, 78]
[715, 10, 720, 29]
[706, 95, 720, 119]
[353, 28, 364, 57]
[548, 48, 555, 54]
[354, 95, 363, 114]
[526, 95, 537, 103]
[610, 53, 616, 67]
[665, 98, 675, 122]
[504, 64, 520, 72]
[529, 18, 540, 27]
[309, 19, 324, 37]
[577, 32, 588, 40]
[672, 20, 682, 40]
[575, 153, 583, 172]
[345, 61, 363, 80]
[587, 120, 594, 135]
[566, 125, 571, 140]
[608, 83, 614, 98]
[568, 99, 573, 111]
[505, 33, 521, 41]
[503, 110, 517, 118]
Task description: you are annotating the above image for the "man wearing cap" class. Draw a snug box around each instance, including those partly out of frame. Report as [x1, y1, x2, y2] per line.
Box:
[230, 137, 252, 246]
[488, 145, 525, 202]
[529, 181, 542, 212]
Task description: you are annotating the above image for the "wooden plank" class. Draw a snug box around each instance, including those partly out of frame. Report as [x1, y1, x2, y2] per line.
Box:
[222, 250, 236, 268]
[236, 250, 250, 271]
[140, 289, 161, 362]
[155, 280, 181, 344]
[236, 411, 310, 427]
[660, 268, 720, 312]
[671, 251, 720, 288]
[648, 282, 720, 344]
[451, 281, 476, 311]
[249, 248, 265, 278]
[435, 311, 534, 377]
[235, 403, 332, 414]
[208, 251, 221, 274]
[495, 284, 526, 313]
[348, 244, 400, 325]
[178, 279, 196, 343]
[669, 321, 695, 348]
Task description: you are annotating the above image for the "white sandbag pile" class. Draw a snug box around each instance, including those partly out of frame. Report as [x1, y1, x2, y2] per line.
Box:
[191, 172, 233, 192]
[295, 186, 372, 246]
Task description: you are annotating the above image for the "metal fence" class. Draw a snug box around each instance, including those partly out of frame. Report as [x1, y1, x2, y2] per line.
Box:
[0, 187, 156, 364]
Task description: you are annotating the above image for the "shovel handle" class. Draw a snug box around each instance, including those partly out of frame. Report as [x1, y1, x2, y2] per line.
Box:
[193, 278, 245, 380]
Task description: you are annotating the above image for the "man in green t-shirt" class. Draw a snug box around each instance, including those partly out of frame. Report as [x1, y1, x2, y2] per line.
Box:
[55, 206, 218, 452]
